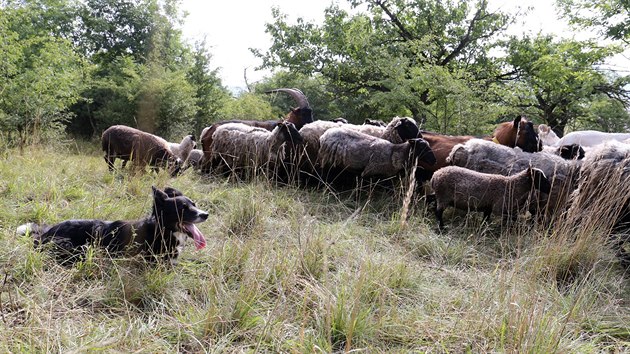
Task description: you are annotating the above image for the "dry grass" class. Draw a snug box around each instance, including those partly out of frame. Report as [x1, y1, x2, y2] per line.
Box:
[0, 142, 628, 352]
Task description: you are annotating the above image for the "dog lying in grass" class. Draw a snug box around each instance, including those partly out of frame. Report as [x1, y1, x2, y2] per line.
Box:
[17, 186, 209, 263]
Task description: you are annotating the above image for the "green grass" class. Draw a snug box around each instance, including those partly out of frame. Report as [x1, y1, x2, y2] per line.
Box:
[0, 142, 628, 352]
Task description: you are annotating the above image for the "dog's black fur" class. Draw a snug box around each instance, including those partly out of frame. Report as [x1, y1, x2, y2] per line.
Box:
[17, 187, 209, 263]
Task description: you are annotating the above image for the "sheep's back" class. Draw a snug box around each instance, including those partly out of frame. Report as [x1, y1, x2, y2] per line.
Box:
[319, 128, 392, 173]
[448, 139, 580, 216]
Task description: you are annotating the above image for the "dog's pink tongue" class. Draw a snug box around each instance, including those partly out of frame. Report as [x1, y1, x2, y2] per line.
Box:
[185, 223, 206, 250]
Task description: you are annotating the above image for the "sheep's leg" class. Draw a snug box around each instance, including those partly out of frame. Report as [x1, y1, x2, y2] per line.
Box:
[482, 208, 492, 224]
[435, 205, 445, 231]
[104, 155, 116, 171]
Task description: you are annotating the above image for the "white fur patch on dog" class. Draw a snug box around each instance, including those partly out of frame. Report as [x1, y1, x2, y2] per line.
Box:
[16, 223, 33, 235]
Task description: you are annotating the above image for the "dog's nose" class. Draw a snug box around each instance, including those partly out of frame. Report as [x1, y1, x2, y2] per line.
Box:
[200, 212, 209, 220]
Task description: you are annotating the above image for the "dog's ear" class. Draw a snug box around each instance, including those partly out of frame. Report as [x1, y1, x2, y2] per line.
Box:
[163, 187, 183, 198]
[153, 186, 169, 202]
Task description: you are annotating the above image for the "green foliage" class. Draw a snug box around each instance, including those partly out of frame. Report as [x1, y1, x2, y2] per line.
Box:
[501, 35, 629, 135]
[253, 0, 513, 131]
[219, 92, 274, 121]
[557, 0, 630, 43]
[0, 6, 86, 148]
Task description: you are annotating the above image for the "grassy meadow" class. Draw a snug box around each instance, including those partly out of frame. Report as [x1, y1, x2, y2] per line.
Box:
[0, 140, 628, 352]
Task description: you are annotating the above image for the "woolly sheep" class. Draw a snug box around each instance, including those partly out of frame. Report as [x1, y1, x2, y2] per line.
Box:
[564, 141, 630, 267]
[168, 134, 196, 164]
[184, 149, 203, 170]
[447, 139, 581, 217]
[209, 121, 303, 176]
[431, 166, 551, 229]
[298, 116, 420, 172]
[101, 125, 182, 176]
[318, 127, 436, 179]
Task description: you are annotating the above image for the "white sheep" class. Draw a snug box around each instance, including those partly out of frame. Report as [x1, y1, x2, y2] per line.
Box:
[168, 134, 196, 164]
[184, 149, 204, 170]
[209, 121, 303, 177]
[318, 127, 436, 179]
[447, 139, 581, 217]
[431, 166, 551, 229]
[538, 124, 630, 147]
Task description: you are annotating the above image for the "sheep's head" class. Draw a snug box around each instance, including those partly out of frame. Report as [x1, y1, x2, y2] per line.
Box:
[278, 121, 304, 145]
[332, 117, 348, 124]
[392, 117, 419, 142]
[529, 167, 552, 194]
[408, 138, 436, 166]
[537, 124, 560, 146]
[364, 118, 386, 127]
[559, 144, 585, 160]
[180, 134, 197, 150]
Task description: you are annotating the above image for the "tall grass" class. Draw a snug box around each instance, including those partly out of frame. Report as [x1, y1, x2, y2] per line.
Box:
[0, 143, 628, 352]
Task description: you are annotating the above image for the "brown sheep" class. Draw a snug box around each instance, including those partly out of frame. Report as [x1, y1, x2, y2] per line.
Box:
[101, 125, 182, 176]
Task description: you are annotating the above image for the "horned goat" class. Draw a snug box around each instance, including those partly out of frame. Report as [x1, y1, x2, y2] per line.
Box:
[101, 125, 182, 176]
[431, 166, 551, 229]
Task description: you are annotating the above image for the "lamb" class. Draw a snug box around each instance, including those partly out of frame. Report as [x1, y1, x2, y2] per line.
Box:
[431, 166, 551, 229]
[168, 134, 196, 164]
[101, 125, 182, 176]
[318, 127, 436, 179]
[184, 149, 204, 170]
[209, 121, 303, 177]
[447, 139, 581, 217]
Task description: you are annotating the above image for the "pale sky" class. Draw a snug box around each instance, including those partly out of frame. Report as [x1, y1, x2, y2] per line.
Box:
[179, 0, 628, 92]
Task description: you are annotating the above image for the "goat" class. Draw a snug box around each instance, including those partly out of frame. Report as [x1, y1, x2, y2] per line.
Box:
[101, 125, 182, 176]
[431, 166, 551, 229]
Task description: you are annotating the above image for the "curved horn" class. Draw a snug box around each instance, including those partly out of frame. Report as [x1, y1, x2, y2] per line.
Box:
[265, 88, 311, 109]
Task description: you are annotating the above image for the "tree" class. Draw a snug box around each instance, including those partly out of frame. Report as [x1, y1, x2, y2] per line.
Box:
[557, 0, 630, 44]
[0, 3, 86, 148]
[253, 0, 514, 132]
[186, 39, 230, 136]
[501, 35, 630, 136]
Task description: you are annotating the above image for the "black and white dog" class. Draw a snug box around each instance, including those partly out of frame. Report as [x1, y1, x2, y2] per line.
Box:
[17, 186, 209, 263]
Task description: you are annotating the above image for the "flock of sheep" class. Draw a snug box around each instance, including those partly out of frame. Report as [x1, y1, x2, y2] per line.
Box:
[99, 88, 630, 268]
